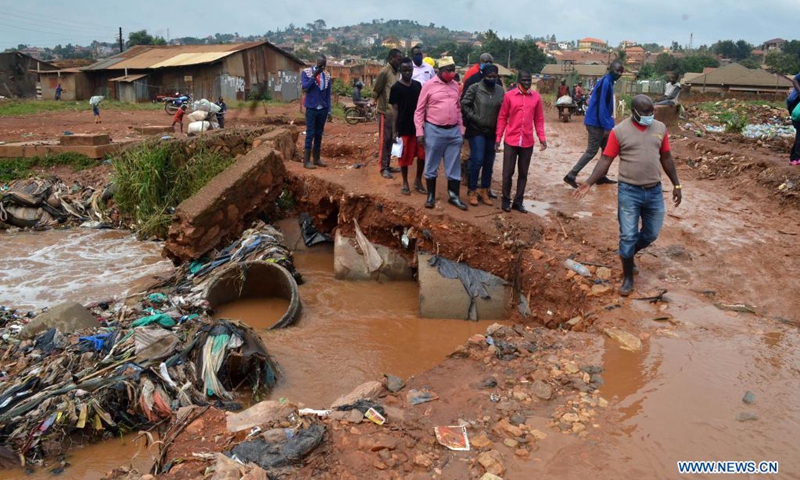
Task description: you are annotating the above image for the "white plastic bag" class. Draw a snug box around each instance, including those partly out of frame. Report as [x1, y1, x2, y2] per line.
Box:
[89, 95, 104, 106]
[391, 137, 403, 158]
[187, 110, 208, 122]
[207, 102, 221, 114]
[187, 121, 211, 135]
[556, 95, 573, 106]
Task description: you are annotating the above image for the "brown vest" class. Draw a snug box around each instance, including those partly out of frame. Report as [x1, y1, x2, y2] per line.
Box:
[613, 118, 667, 186]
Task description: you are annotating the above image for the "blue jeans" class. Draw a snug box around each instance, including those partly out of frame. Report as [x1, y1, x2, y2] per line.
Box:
[618, 182, 665, 259]
[467, 134, 496, 191]
[305, 108, 327, 151]
[423, 123, 463, 181]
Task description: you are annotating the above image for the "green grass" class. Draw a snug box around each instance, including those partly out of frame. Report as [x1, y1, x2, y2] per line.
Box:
[0, 100, 163, 117]
[0, 152, 97, 183]
[112, 141, 235, 239]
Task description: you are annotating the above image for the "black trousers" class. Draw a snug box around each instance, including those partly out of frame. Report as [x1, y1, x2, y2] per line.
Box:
[502, 144, 534, 205]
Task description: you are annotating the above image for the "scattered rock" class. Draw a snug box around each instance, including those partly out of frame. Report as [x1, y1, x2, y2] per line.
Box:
[561, 413, 580, 423]
[572, 422, 587, 433]
[226, 400, 297, 433]
[598, 397, 609, 408]
[358, 434, 398, 452]
[346, 409, 364, 424]
[566, 316, 582, 327]
[373, 460, 387, 470]
[471, 433, 493, 449]
[564, 362, 580, 374]
[486, 323, 506, 336]
[589, 284, 612, 297]
[529, 429, 548, 441]
[530, 248, 544, 260]
[596, 267, 612, 280]
[502, 438, 519, 449]
[331, 381, 386, 409]
[514, 448, 529, 458]
[481, 377, 498, 389]
[480, 474, 504, 480]
[742, 391, 756, 404]
[20, 302, 98, 340]
[590, 373, 605, 386]
[383, 374, 405, 393]
[532, 380, 552, 400]
[477, 450, 505, 476]
[737, 412, 759, 422]
[510, 413, 526, 426]
[603, 327, 643, 352]
[413, 452, 434, 468]
[512, 390, 530, 402]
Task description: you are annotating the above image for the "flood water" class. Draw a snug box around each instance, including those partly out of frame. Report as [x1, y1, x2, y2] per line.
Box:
[213, 297, 291, 329]
[0, 229, 171, 310]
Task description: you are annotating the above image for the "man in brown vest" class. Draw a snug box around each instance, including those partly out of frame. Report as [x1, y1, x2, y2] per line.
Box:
[574, 95, 682, 296]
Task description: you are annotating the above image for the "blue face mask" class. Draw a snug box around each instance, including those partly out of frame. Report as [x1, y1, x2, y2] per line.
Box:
[479, 62, 485, 71]
[413, 54, 423, 66]
[635, 109, 654, 126]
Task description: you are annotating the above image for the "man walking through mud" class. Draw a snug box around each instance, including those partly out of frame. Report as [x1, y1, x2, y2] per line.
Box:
[374, 49, 404, 179]
[574, 95, 682, 296]
[564, 61, 624, 188]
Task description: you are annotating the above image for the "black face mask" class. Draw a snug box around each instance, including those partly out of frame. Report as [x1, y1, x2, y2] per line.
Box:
[412, 54, 423, 66]
[518, 80, 532, 90]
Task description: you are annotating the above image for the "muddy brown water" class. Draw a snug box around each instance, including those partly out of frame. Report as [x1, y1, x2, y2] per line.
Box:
[0, 229, 171, 310]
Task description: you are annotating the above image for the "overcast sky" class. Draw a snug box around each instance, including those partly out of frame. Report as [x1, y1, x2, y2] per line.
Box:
[1, 1, 797, 50]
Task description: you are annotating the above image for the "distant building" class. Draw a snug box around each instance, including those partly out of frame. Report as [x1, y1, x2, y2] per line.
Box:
[762, 38, 786, 52]
[552, 50, 610, 66]
[0, 52, 58, 99]
[682, 62, 793, 94]
[39, 42, 305, 103]
[578, 37, 608, 53]
[381, 36, 402, 49]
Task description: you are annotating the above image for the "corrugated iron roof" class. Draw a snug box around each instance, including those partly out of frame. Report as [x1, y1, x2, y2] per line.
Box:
[109, 73, 148, 82]
[684, 63, 793, 88]
[82, 42, 276, 71]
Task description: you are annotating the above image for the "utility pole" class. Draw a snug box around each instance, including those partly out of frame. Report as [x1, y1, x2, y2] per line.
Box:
[508, 50, 511, 69]
[119, 27, 124, 53]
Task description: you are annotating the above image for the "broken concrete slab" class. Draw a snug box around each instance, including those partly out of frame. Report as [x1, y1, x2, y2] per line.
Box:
[163, 128, 294, 263]
[604, 327, 643, 352]
[59, 134, 110, 146]
[655, 104, 680, 128]
[334, 230, 413, 281]
[417, 252, 509, 320]
[132, 126, 174, 135]
[252, 127, 300, 163]
[226, 400, 298, 433]
[0, 141, 133, 159]
[330, 381, 386, 409]
[20, 301, 98, 339]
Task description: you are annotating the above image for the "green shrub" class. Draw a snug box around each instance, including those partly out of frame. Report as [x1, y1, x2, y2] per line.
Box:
[112, 141, 235, 238]
[0, 152, 96, 183]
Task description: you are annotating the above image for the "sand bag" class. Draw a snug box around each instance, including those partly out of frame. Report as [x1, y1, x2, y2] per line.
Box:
[556, 95, 573, 106]
[187, 121, 211, 135]
[187, 110, 208, 122]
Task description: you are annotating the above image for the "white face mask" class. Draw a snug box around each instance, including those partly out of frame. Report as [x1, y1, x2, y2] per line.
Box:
[634, 109, 654, 126]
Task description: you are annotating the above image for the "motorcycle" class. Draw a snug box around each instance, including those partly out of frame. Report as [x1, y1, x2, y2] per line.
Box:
[344, 101, 377, 125]
[163, 93, 192, 115]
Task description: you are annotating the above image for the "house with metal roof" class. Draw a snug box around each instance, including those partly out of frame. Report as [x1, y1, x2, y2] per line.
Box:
[0, 52, 57, 99]
[39, 42, 306, 103]
[682, 63, 794, 94]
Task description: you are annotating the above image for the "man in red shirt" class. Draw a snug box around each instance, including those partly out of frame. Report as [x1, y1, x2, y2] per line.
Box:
[574, 95, 683, 295]
[495, 71, 547, 213]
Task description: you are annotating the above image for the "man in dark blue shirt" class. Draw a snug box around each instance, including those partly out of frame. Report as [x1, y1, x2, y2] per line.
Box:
[564, 61, 624, 188]
[301, 54, 332, 169]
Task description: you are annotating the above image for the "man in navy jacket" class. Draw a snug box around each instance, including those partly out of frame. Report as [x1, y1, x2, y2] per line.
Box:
[564, 61, 624, 187]
[301, 54, 332, 169]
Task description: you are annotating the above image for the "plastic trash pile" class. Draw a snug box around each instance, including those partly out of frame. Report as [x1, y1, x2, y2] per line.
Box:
[186, 99, 222, 135]
[0, 223, 297, 465]
[742, 123, 797, 139]
[0, 177, 112, 230]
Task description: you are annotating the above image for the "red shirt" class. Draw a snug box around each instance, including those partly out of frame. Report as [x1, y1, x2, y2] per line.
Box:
[495, 87, 546, 148]
[173, 109, 186, 122]
[603, 121, 670, 158]
[461, 64, 481, 93]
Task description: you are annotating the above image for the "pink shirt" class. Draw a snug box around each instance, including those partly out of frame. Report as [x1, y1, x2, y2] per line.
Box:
[496, 87, 546, 148]
[414, 75, 463, 137]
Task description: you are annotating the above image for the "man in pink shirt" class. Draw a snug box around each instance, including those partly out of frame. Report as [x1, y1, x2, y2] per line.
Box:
[414, 56, 468, 210]
[495, 71, 547, 213]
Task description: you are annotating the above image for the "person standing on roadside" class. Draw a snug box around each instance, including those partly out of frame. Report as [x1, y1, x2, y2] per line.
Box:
[564, 61, 624, 188]
[373, 49, 404, 179]
[301, 54, 332, 169]
[787, 72, 800, 166]
[216, 97, 227, 128]
[461, 64, 504, 207]
[390, 58, 426, 196]
[411, 45, 435, 85]
[55, 83, 63, 101]
[414, 56, 467, 211]
[574, 95, 682, 296]
[462, 53, 500, 96]
[495, 71, 547, 213]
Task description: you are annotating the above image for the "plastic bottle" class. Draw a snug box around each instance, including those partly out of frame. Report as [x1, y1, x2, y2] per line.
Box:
[564, 259, 591, 277]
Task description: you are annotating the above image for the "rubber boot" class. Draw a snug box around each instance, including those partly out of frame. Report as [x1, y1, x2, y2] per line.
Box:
[467, 190, 479, 206]
[620, 256, 635, 296]
[312, 149, 327, 167]
[478, 188, 493, 206]
[303, 149, 315, 169]
[447, 179, 468, 211]
[425, 178, 436, 209]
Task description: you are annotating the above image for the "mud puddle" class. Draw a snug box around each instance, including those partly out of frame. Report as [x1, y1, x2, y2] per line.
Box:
[0, 433, 154, 480]
[212, 297, 291, 329]
[531, 289, 800, 479]
[0, 229, 172, 310]
[234, 248, 500, 407]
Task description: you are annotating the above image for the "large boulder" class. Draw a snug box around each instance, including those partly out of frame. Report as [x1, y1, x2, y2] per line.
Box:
[20, 301, 97, 339]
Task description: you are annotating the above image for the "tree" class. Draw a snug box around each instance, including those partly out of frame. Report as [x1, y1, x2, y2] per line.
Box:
[678, 55, 719, 75]
[735, 40, 753, 61]
[738, 57, 761, 69]
[324, 42, 343, 58]
[314, 19, 327, 30]
[670, 41, 683, 52]
[127, 30, 167, 48]
[642, 43, 662, 53]
[765, 51, 800, 75]
[637, 64, 656, 78]
[654, 53, 679, 75]
[615, 48, 626, 64]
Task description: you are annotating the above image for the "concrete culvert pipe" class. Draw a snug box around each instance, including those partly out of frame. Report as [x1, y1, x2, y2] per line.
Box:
[204, 261, 301, 329]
